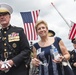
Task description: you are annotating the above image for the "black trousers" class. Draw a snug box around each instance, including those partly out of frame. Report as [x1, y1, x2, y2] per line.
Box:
[63, 66, 74, 75]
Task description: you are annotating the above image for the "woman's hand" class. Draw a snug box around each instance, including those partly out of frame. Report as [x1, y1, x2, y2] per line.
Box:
[31, 58, 40, 66]
[53, 55, 64, 63]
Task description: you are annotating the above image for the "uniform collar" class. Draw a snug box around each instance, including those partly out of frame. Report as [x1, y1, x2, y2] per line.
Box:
[2, 25, 11, 31]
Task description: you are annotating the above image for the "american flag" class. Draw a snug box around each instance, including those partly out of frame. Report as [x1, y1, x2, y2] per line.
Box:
[69, 21, 76, 40]
[20, 10, 40, 41]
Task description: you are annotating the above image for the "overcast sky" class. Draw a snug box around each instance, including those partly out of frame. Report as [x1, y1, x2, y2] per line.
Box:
[0, 0, 76, 50]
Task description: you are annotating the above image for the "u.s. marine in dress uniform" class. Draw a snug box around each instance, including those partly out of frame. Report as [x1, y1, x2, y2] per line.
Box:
[0, 3, 31, 75]
[69, 38, 76, 75]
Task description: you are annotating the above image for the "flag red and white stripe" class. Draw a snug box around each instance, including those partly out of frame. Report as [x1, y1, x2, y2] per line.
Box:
[20, 10, 40, 41]
[69, 21, 76, 40]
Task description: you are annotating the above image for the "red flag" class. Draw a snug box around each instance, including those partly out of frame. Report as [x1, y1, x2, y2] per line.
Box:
[69, 21, 76, 40]
[20, 10, 40, 41]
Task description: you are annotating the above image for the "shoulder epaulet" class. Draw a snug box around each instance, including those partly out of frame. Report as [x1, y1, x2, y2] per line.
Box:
[70, 50, 75, 54]
[72, 50, 75, 52]
[12, 25, 17, 27]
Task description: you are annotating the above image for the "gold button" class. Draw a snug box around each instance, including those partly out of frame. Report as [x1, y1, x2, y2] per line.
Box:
[2, 37, 6, 41]
[4, 43, 6, 46]
[4, 31, 6, 34]
[4, 37, 6, 40]
[4, 49, 7, 51]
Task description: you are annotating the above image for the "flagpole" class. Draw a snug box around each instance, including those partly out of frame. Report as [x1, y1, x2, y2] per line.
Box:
[51, 2, 70, 28]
